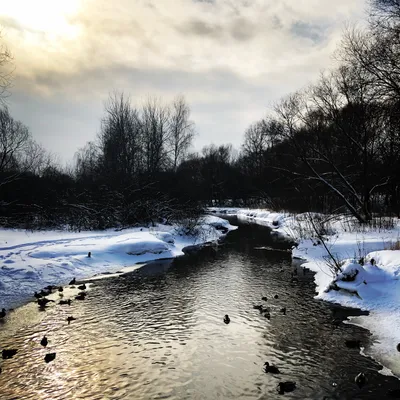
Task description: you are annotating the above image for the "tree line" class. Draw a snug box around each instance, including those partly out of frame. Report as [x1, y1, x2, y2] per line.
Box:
[1, 0, 400, 229]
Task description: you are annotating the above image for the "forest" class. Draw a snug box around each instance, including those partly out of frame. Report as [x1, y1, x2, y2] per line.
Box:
[0, 0, 400, 229]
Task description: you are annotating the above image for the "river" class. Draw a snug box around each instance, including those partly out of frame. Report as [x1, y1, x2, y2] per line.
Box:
[0, 221, 399, 399]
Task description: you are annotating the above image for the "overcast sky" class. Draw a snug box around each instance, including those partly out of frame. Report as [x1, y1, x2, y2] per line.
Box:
[0, 0, 366, 164]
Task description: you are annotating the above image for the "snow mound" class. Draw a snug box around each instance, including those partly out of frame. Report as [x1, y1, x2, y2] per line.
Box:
[0, 216, 237, 310]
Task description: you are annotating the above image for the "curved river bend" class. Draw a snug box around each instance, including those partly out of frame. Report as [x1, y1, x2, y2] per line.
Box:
[0, 222, 399, 399]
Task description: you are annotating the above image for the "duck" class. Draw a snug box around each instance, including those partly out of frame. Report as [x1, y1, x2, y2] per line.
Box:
[67, 316, 76, 324]
[253, 304, 263, 311]
[37, 298, 54, 308]
[69, 277, 76, 285]
[274, 294, 279, 299]
[280, 307, 287, 315]
[397, 343, 400, 352]
[261, 296, 268, 301]
[87, 252, 91, 258]
[59, 299, 72, 306]
[40, 336, 48, 347]
[34, 291, 42, 299]
[0, 308, 6, 319]
[345, 340, 361, 349]
[355, 372, 367, 388]
[75, 292, 86, 301]
[58, 287, 63, 292]
[264, 362, 280, 374]
[277, 381, 296, 395]
[224, 315, 230, 324]
[264, 312, 271, 320]
[2, 349, 17, 359]
[77, 284, 86, 291]
[44, 353, 56, 363]
[40, 289, 51, 297]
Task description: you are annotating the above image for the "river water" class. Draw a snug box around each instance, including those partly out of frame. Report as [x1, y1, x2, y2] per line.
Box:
[0, 222, 399, 399]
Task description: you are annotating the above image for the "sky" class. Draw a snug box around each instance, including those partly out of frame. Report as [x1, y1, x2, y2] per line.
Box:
[0, 0, 366, 164]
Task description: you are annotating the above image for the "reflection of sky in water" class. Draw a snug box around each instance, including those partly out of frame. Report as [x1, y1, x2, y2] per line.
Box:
[0, 230, 399, 399]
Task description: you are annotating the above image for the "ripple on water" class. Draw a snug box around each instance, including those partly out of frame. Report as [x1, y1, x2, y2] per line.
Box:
[0, 239, 400, 399]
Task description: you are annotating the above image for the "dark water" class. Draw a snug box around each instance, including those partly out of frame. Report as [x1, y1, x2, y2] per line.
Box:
[0, 222, 399, 399]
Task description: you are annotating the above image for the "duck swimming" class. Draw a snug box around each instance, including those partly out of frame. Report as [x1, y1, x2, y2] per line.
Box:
[69, 277, 76, 285]
[67, 316, 76, 324]
[40, 336, 48, 347]
[75, 292, 86, 301]
[44, 353, 56, 363]
[224, 315, 230, 324]
[277, 381, 296, 395]
[261, 296, 268, 301]
[264, 362, 280, 374]
[355, 372, 367, 388]
[0, 308, 6, 319]
[59, 299, 71, 306]
[37, 298, 54, 308]
[345, 340, 361, 349]
[2, 349, 17, 359]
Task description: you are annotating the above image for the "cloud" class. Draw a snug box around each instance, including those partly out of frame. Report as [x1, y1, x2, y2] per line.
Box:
[0, 0, 366, 162]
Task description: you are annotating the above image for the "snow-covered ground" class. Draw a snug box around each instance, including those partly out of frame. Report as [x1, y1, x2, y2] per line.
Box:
[209, 207, 400, 377]
[0, 216, 237, 310]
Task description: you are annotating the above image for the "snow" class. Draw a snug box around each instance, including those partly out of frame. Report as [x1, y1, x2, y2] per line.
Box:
[0, 216, 237, 310]
[209, 207, 400, 377]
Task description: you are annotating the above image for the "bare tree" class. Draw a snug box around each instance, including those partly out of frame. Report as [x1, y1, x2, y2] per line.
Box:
[99, 92, 142, 180]
[0, 32, 13, 103]
[168, 95, 195, 171]
[142, 97, 170, 175]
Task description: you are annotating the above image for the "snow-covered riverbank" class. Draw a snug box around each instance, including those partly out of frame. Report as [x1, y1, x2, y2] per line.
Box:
[209, 207, 400, 377]
[0, 216, 237, 310]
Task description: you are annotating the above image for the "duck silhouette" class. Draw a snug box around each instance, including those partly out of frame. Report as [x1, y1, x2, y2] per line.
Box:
[264, 362, 280, 374]
[224, 315, 230, 324]
[280, 307, 287, 315]
[77, 284, 86, 291]
[2, 349, 17, 359]
[40, 336, 48, 347]
[0, 308, 6, 319]
[75, 292, 86, 301]
[40, 289, 51, 297]
[261, 296, 268, 301]
[58, 287, 63, 292]
[345, 340, 361, 349]
[253, 304, 263, 312]
[277, 381, 296, 395]
[37, 298, 54, 308]
[69, 277, 76, 285]
[264, 312, 271, 320]
[34, 292, 42, 299]
[67, 316, 76, 324]
[274, 294, 279, 299]
[355, 372, 367, 388]
[44, 353, 56, 363]
[59, 299, 71, 306]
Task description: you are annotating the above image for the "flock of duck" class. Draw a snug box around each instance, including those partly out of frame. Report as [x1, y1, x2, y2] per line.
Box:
[223, 293, 296, 395]
[0, 276, 87, 373]
[221, 277, 398, 397]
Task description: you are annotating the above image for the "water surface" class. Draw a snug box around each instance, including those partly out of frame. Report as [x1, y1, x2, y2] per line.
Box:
[0, 223, 399, 399]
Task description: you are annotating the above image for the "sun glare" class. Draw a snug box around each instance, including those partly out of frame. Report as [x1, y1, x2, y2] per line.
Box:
[1, 0, 81, 38]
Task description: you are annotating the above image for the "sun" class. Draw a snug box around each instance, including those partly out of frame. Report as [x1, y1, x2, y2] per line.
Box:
[1, 0, 82, 39]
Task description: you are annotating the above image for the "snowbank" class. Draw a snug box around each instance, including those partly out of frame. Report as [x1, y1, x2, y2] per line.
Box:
[209, 207, 400, 376]
[0, 216, 237, 310]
